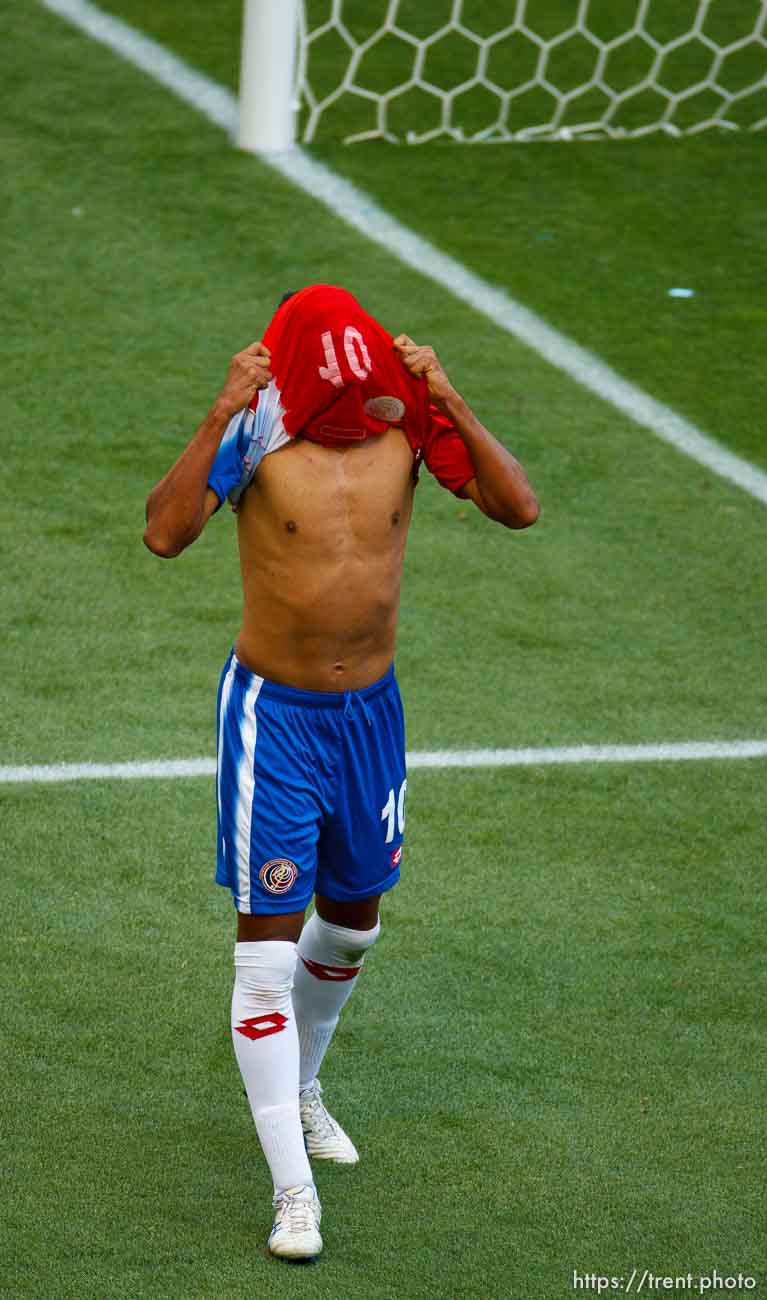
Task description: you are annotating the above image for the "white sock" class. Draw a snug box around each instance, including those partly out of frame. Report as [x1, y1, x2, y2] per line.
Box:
[292, 913, 380, 1092]
[231, 940, 313, 1196]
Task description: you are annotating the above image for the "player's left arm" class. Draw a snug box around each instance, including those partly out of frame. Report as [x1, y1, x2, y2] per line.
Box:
[393, 336, 539, 529]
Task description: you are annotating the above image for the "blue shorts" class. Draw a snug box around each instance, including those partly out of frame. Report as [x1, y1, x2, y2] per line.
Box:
[215, 652, 407, 915]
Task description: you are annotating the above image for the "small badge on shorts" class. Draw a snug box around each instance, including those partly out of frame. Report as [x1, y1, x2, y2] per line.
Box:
[364, 396, 405, 424]
[391, 845, 403, 868]
[259, 857, 298, 894]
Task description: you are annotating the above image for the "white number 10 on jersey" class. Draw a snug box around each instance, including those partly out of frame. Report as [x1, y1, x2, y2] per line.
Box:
[380, 779, 407, 843]
[319, 327, 372, 388]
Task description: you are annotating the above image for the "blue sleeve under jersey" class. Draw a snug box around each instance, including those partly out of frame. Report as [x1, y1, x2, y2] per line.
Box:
[207, 407, 266, 510]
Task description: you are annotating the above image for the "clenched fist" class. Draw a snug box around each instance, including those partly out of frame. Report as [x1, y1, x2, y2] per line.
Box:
[217, 341, 272, 418]
[393, 335, 455, 404]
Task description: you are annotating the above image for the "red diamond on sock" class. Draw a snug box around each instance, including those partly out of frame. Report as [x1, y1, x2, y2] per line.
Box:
[235, 1012, 289, 1040]
[301, 957, 362, 981]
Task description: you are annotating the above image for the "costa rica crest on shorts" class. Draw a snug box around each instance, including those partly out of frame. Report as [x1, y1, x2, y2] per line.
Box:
[259, 857, 298, 894]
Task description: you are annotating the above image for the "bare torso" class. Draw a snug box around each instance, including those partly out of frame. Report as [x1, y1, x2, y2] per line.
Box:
[233, 425, 415, 691]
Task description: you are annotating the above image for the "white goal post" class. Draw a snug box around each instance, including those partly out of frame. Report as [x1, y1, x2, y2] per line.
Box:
[239, 0, 767, 150]
[239, 0, 300, 151]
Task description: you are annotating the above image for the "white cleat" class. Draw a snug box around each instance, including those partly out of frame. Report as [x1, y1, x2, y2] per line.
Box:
[299, 1079, 359, 1164]
[268, 1184, 323, 1260]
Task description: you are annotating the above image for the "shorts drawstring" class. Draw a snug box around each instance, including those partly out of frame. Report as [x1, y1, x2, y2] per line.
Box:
[343, 690, 372, 726]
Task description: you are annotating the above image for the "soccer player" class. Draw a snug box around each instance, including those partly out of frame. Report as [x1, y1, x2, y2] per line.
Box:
[143, 285, 538, 1260]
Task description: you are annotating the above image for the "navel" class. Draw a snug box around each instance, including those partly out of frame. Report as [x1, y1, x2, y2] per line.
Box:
[285, 519, 298, 534]
[391, 510, 401, 527]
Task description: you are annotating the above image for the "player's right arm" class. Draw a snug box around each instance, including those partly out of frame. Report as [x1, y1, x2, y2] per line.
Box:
[143, 341, 271, 558]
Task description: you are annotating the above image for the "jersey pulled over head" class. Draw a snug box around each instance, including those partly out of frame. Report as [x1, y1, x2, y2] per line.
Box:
[257, 284, 424, 448]
[207, 283, 475, 509]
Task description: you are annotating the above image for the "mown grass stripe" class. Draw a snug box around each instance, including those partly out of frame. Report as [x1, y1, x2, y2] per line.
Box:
[40, 0, 237, 130]
[4, 740, 767, 784]
[39, 0, 767, 510]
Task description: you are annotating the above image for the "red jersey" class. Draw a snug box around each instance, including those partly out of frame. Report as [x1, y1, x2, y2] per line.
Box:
[254, 284, 475, 498]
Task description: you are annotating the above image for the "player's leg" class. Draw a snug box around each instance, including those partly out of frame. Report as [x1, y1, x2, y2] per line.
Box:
[315, 893, 381, 929]
[216, 654, 324, 1257]
[232, 909, 307, 1194]
[294, 667, 406, 1161]
[295, 892, 382, 1095]
[231, 910, 322, 1259]
[293, 893, 382, 1162]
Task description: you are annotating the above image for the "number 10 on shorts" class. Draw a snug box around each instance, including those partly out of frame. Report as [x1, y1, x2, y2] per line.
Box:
[380, 780, 407, 843]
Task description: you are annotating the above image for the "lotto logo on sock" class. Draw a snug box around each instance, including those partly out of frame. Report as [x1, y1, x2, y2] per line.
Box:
[391, 845, 402, 867]
[235, 1013, 288, 1040]
[259, 857, 298, 894]
[301, 957, 361, 981]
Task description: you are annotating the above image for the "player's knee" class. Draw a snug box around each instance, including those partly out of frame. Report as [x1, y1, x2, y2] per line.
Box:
[301, 912, 381, 967]
[233, 939, 298, 1006]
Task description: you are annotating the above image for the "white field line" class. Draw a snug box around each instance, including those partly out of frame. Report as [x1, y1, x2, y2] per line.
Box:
[3, 740, 767, 785]
[39, 0, 767, 510]
[0, 759, 216, 785]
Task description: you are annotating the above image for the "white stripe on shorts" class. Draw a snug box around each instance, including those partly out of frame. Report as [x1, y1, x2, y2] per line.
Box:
[233, 670, 265, 914]
[216, 656, 238, 831]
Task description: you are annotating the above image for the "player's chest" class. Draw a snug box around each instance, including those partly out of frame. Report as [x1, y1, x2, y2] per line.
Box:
[256, 427, 415, 529]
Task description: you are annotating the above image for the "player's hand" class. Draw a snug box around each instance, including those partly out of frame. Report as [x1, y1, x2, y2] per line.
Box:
[217, 341, 272, 417]
[393, 335, 455, 403]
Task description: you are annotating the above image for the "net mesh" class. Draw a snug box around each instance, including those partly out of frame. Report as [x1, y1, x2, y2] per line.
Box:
[297, 0, 767, 143]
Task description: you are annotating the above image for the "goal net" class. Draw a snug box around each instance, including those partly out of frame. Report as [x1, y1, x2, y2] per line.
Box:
[296, 0, 767, 143]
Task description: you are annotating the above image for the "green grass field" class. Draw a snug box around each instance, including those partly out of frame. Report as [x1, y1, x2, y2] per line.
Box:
[2, 3, 766, 1297]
